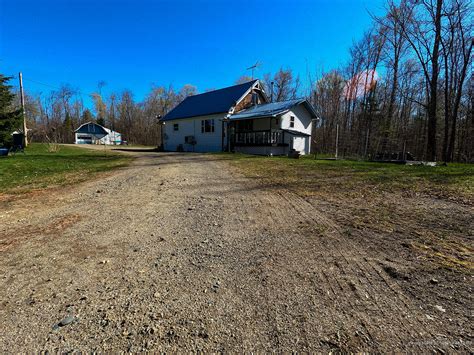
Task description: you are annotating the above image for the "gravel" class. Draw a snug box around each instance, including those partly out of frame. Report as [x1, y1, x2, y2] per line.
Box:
[0, 151, 471, 352]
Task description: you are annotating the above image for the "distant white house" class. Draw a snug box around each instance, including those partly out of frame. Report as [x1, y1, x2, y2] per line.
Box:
[160, 79, 317, 155]
[74, 122, 122, 145]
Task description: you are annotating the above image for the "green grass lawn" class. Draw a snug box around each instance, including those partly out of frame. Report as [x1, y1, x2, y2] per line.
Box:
[219, 153, 474, 201]
[0, 143, 132, 194]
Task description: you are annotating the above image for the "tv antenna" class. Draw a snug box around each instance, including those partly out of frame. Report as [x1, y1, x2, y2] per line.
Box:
[246, 61, 260, 79]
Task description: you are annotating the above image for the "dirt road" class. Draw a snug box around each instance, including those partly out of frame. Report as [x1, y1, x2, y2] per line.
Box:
[0, 151, 472, 352]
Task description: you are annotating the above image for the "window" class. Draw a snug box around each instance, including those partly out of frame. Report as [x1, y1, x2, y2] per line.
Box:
[289, 116, 295, 128]
[237, 120, 253, 131]
[201, 119, 215, 133]
[173, 123, 179, 131]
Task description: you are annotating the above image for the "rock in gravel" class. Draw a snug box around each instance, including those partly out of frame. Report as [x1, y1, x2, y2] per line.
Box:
[430, 278, 439, 284]
[435, 305, 446, 313]
[53, 315, 77, 330]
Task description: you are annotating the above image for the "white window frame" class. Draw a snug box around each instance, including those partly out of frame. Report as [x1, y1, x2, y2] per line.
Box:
[201, 119, 215, 133]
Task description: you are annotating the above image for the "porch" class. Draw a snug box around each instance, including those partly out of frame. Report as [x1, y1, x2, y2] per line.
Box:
[232, 130, 286, 146]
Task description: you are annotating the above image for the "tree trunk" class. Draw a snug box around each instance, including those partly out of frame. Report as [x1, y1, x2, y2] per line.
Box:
[447, 40, 473, 161]
[426, 0, 443, 161]
[442, 51, 450, 163]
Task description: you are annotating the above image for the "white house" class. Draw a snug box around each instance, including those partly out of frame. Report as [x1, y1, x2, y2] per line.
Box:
[161, 80, 317, 155]
[74, 122, 122, 145]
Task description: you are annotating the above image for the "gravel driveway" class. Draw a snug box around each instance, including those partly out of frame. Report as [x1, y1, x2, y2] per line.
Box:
[0, 151, 471, 352]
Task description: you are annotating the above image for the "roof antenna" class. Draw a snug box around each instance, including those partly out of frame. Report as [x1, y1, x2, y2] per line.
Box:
[246, 61, 260, 80]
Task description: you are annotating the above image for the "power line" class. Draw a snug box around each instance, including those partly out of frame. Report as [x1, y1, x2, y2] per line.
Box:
[18, 76, 98, 99]
[23, 78, 63, 90]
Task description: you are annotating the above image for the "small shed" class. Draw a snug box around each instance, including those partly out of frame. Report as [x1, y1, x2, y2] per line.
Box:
[74, 122, 122, 145]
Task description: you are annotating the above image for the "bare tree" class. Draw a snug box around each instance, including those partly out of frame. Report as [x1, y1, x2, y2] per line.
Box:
[441, 0, 473, 161]
[263, 68, 300, 102]
[396, 0, 444, 161]
[91, 93, 107, 126]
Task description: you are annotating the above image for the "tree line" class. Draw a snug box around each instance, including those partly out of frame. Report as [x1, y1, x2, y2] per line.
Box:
[17, 83, 196, 146]
[5, 0, 473, 162]
[309, 0, 473, 162]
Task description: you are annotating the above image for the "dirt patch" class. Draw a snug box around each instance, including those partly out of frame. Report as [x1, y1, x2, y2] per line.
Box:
[0, 213, 82, 252]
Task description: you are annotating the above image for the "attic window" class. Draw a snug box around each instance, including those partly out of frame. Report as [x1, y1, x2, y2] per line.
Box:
[173, 123, 179, 131]
[290, 116, 295, 128]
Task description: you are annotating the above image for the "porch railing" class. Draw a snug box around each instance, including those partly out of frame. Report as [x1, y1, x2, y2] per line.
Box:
[234, 130, 284, 145]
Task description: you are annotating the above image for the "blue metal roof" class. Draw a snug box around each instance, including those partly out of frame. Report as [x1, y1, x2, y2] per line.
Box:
[161, 80, 258, 121]
[75, 122, 108, 135]
[229, 99, 318, 120]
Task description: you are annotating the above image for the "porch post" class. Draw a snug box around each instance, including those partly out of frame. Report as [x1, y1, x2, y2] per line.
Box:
[221, 119, 225, 152]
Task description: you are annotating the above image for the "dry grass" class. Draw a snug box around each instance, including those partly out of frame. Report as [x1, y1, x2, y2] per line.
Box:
[219, 153, 474, 272]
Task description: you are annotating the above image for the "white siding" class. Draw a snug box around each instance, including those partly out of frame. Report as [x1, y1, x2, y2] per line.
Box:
[292, 136, 306, 153]
[102, 129, 122, 145]
[280, 104, 313, 135]
[163, 113, 226, 152]
[280, 104, 313, 155]
[75, 131, 121, 145]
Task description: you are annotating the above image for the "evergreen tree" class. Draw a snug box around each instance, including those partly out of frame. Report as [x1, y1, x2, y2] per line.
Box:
[0, 74, 22, 147]
[96, 116, 105, 126]
[81, 109, 94, 123]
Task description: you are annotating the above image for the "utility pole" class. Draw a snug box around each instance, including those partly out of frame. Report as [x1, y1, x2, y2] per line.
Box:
[19, 72, 28, 147]
[364, 128, 370, 159]
[335, 124, 339, 159]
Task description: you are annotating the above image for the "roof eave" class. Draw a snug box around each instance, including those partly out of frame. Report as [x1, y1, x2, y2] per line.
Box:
[74, 121, 109, 134]
[301, 100, 318, 118]
[161, 111, 228, 122]
[230, 111, 287, 121]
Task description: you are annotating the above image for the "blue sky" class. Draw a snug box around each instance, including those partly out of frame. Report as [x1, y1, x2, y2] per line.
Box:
[0, 0, 386, 106]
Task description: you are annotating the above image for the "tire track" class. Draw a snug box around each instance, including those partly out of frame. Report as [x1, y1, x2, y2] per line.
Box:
[273, 190, 434, 349]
